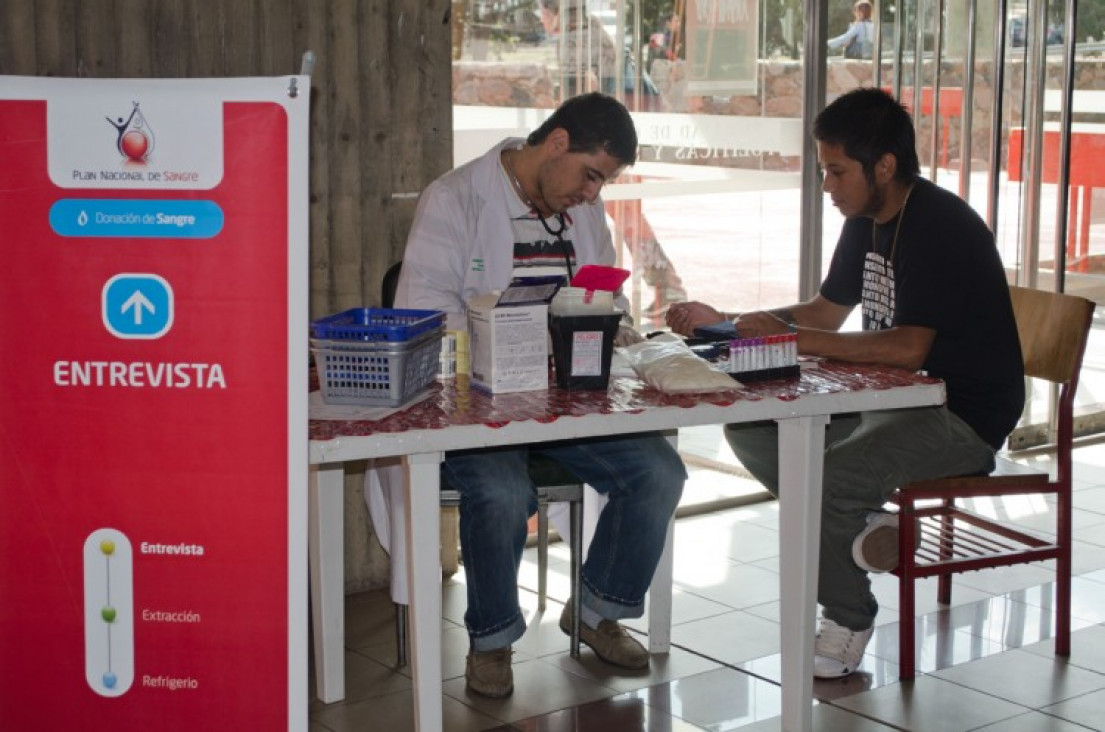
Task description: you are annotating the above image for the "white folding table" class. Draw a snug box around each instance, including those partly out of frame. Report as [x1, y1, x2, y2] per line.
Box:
[308, 363, 944, 732]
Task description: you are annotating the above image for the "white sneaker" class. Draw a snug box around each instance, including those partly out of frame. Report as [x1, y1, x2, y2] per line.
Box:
[851, 512, 901, 573]
[814, 617, 874, 678]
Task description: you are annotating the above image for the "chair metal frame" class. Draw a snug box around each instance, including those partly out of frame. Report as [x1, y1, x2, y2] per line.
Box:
[892, 285, 1095, 680]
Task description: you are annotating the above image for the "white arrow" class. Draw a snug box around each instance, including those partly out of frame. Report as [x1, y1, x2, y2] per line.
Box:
[121, 291, 155, 325]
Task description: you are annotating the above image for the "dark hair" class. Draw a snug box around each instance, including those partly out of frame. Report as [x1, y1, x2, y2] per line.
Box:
[813, 87, 919, 184]
[528, 93, 638, 166]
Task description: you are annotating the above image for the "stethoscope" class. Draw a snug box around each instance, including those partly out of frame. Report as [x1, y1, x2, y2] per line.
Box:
[535, 211, 575, 282]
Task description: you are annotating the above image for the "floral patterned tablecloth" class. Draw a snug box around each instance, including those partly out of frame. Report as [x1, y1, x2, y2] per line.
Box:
[308, 360, 940, 441]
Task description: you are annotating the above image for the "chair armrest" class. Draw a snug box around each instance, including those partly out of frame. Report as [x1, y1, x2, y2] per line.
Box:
[895, 457, 1051, 501]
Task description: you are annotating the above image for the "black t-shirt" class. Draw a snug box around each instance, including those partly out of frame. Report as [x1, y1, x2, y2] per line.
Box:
[820, 178, 1025, 449]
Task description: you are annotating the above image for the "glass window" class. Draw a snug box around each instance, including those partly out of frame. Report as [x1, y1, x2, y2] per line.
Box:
[450, 0, 1105, 451]
[452, 0, 805, 332]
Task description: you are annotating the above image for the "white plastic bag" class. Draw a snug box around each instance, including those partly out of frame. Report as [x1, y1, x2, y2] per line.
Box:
[619, 334, 741, 394]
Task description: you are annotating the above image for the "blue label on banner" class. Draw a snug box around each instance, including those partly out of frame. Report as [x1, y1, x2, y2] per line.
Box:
[102, 274, 174, 339]
[50, 199, 224, 238]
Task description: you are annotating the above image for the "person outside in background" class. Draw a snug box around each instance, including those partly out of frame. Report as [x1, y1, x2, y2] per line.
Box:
[646, 30, 667, 75]
[540, 0, 689, 323]
[538, 0, 663, 113]
[647, 12, 682, 74]
[666, 88, 1024, 678]
[662, 12, 682, 59]
[396, 92, 687, 698]
[829, 0, 874, 59]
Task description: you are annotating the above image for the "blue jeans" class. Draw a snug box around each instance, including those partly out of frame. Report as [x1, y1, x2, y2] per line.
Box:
[725, 406, 995, 632]
[443, 432, 686, 651]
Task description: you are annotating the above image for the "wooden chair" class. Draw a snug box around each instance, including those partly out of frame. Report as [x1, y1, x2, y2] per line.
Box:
[381, 262, 586, 666]
[893, 285, 1095, 680]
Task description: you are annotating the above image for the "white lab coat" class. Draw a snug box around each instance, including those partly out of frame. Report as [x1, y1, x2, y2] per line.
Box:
[369, 137, 618, 602]
[394, 137, 628, 329]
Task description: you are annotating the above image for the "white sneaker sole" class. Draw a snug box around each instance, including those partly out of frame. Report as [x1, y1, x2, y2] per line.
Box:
[852, 521, 900, 573]
[848, 519, 901, 574]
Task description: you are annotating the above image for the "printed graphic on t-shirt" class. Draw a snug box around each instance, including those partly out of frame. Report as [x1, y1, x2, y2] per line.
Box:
[510, 211, 578, 280]
[862, 251, 895, 330]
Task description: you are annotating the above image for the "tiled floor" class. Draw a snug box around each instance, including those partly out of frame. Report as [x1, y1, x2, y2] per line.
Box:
[309, 431, 1105, 732]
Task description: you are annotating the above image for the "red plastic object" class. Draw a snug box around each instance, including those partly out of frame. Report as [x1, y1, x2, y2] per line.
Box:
[570, 264, 630, 292]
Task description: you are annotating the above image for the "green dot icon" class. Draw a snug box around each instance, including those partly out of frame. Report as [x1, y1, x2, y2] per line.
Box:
[100, 541, 116, 556]
[101, 606, 117, 623]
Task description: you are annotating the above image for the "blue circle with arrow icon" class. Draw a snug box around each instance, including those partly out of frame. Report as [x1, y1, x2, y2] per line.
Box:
[102, 274, 174, 339]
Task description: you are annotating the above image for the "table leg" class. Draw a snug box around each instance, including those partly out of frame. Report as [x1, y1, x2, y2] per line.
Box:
[406, 451, 444, 732]
[647, 429, 679, 653]
[648, 519, 675, 653]
[941, 117, 950, 169]
[308, 463, 346, 703]
[1081, 186, 1092, 269]
[777, 415, 828, 732]
[1067, 188, 1080, 270]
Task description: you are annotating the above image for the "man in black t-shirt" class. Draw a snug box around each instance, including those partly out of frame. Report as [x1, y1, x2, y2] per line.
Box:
[666, 88, 1024, 678]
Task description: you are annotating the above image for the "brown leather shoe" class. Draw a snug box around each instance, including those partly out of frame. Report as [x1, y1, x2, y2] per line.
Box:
[465, 647, 513, 698]
[559, 603, 649, 670]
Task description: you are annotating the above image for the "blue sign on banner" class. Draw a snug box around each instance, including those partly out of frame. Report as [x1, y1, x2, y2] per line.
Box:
[50, 199, 224, 238]
[101, 273, 174, 339]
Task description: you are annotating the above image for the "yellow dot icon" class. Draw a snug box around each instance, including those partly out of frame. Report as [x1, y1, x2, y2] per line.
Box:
[100, 541, 116, 556]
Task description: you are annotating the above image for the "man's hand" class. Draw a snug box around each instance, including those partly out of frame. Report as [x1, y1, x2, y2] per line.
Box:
[665, 301, 724, 336]
[614, 325, 645, 347]
[732, 311, 793, 338]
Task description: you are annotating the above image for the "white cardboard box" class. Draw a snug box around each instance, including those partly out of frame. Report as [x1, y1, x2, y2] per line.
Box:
[467, 293, 549, 393]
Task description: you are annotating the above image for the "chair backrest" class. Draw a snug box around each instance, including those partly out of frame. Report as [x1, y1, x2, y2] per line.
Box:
[1009, 285, 1095, 386]
[381, 261, 403, 309]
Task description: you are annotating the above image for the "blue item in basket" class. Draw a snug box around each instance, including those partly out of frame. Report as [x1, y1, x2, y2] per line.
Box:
[310, 307, 445, 343]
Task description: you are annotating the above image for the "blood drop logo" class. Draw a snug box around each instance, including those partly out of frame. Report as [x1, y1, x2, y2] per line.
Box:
[106, 101, 155, 163]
